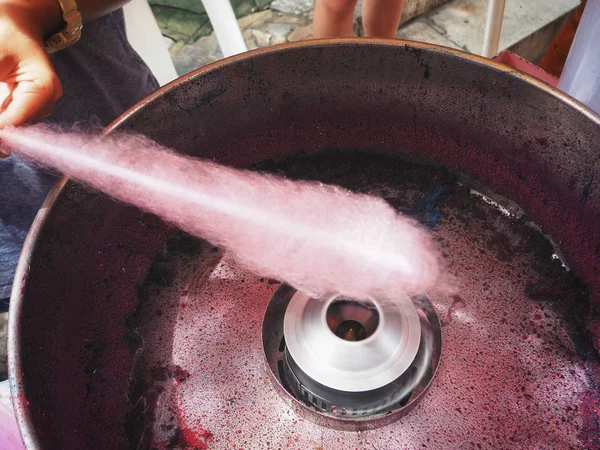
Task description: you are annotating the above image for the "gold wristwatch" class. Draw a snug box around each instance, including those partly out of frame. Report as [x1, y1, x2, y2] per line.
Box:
[44, 0, 83, 54]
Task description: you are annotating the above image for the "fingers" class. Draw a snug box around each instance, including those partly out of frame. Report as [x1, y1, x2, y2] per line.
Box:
[0, 46, 62, 157]
[0, 73, 60, 158]
[0, 68, 62, 128]
[0, 8, 63, 157]
[0, 17, 63, 129]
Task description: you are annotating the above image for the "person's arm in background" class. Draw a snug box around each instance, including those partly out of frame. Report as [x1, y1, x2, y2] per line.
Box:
[0, 0, 132, 128]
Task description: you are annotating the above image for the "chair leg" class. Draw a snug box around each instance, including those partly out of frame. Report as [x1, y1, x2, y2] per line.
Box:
[201, 0, 248, 57]
[122, 0, 179, 85]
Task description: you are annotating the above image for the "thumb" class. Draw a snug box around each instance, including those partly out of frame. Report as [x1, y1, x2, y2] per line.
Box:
[0, 62, 62, 128]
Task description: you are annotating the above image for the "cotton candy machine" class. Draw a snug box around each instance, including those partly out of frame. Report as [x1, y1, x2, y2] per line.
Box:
[7, 40, 600, 449]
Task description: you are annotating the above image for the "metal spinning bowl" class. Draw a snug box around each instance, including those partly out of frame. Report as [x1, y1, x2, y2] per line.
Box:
[7, 40, 600, 449]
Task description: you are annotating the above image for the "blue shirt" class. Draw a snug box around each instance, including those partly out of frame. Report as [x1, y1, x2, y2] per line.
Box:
[0, 10, 159, 300]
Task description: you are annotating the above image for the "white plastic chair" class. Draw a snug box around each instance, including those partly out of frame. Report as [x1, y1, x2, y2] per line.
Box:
[482, 0, 506, 58]
[201, 0, 248, 57]
[123, 0, 247, 86]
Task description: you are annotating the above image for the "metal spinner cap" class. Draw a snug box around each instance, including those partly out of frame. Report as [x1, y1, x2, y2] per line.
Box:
[283, 291, 421, 393]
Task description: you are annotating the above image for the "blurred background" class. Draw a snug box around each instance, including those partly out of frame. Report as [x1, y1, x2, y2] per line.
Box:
[140, 0, 582, 77]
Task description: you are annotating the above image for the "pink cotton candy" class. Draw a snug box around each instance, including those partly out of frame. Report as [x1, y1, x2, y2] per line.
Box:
[2, 125, 443, 301]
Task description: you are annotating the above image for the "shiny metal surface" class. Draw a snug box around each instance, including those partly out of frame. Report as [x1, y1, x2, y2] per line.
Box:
[284, 291, 421, 392]
[263, 285, 441, 430]
[7, 40, 600, 448]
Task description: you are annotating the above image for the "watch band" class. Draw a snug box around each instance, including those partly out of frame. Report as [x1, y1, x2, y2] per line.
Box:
[44, 0, 83, 55]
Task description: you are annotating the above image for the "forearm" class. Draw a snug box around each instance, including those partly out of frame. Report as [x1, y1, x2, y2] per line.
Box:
[0, 0, 130, 37]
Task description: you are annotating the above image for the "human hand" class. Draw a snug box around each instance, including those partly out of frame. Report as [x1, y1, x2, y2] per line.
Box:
[0, 4, 62, 155]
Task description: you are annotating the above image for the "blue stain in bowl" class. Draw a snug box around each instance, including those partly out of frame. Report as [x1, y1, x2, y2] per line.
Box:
[409, 185, 444, 230]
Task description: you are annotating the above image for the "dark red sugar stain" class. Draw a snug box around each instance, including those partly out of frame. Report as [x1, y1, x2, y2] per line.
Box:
[151, 365, 191, 384]
[179, 424, 213, 450]
[167, 406, 213, 450]
[124, 362, 191, 448]
[487, 233, 513, 262]
[578, 388, 600, 447]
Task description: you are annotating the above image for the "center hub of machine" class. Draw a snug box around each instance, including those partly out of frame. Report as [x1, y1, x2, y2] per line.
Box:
[327, 299, 380, 342]
[284, 292, 421, 393]
[262, 285, 442, 431]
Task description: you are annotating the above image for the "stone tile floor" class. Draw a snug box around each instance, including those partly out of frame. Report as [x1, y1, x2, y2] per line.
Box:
[169, 8, 313, 75]
[170, 0, 454, 75]
[169, 0, 576, 75]
[151, 0, 273, 44]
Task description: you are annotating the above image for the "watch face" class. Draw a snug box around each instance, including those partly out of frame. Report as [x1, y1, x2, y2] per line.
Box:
[49, 34, 64, 46]
[44, 1, 82, 54]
